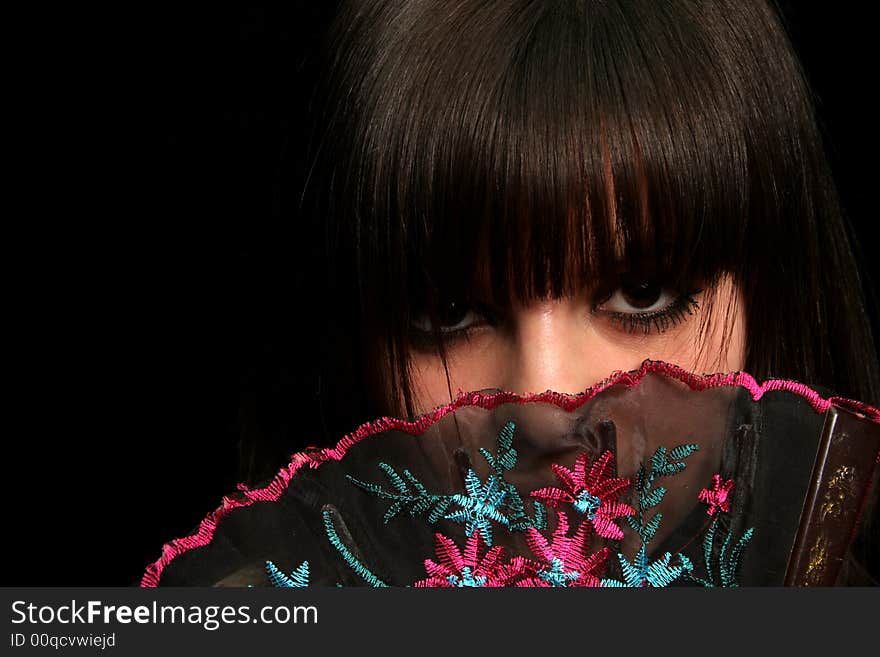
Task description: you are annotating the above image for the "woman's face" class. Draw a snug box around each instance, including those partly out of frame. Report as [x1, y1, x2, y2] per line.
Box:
[379, 272, 747, 418]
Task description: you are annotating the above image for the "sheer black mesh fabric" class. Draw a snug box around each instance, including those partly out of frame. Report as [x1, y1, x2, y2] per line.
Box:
[153, 368, 879, 587]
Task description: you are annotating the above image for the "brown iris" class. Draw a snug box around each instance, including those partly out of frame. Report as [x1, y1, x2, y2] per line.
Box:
[618, 273, 662, 309]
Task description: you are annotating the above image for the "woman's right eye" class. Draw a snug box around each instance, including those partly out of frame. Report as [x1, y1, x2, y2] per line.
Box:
[412, 302, 483, 334]
[409, 300, 495, 342]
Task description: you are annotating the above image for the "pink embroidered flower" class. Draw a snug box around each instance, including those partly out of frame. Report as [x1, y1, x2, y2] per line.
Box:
[517, 511, 610, 587]
[530, 450, 635, 540]
[413, 532, 534, 587]
[699, 474, 735, 516]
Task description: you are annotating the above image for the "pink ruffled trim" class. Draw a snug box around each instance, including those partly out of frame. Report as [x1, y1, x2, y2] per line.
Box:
[139, 358, 880, 587]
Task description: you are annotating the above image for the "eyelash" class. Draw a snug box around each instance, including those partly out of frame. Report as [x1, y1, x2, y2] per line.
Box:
[408, 287, 703, 347]
[596, 288, 703, 336]
[407, 302, 498, 349]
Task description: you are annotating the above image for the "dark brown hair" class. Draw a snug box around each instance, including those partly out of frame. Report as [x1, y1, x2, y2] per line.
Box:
[241, 0, 879, 579]
[301, 0, 878, 422]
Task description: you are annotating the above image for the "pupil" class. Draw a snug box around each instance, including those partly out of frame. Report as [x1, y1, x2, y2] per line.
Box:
[621, 278, 661, 309]
[439, 300, 468, 326]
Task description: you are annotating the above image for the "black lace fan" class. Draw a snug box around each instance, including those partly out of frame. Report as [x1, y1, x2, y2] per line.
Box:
[141, 360, 880, 588]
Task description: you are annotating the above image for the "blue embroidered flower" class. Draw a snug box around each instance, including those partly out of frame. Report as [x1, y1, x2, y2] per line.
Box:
[445, 469, 510, 546]
[601, 546, 693, 588]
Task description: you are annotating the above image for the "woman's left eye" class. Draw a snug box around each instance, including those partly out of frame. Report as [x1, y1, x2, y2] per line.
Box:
[592, 276, 702, 335]
[598, 278, 670, 312]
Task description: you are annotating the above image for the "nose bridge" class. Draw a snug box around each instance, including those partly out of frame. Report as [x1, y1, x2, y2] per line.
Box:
[503, 297, 604, 397]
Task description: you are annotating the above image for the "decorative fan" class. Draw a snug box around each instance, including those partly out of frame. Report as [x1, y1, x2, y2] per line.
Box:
[141, 360, 880, 588]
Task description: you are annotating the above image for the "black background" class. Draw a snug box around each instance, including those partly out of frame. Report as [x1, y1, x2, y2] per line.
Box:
[9, 3, 876, 585]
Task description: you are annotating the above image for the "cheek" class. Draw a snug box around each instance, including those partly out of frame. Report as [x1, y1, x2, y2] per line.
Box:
[408, 345, 500, 407]
[637, 279, 747, 374]
[685, 278, 747, 373]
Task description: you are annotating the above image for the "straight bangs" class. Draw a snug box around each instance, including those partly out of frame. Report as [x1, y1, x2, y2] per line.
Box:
[392, 1, 756, 313]
[309, 0, 848, 415]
